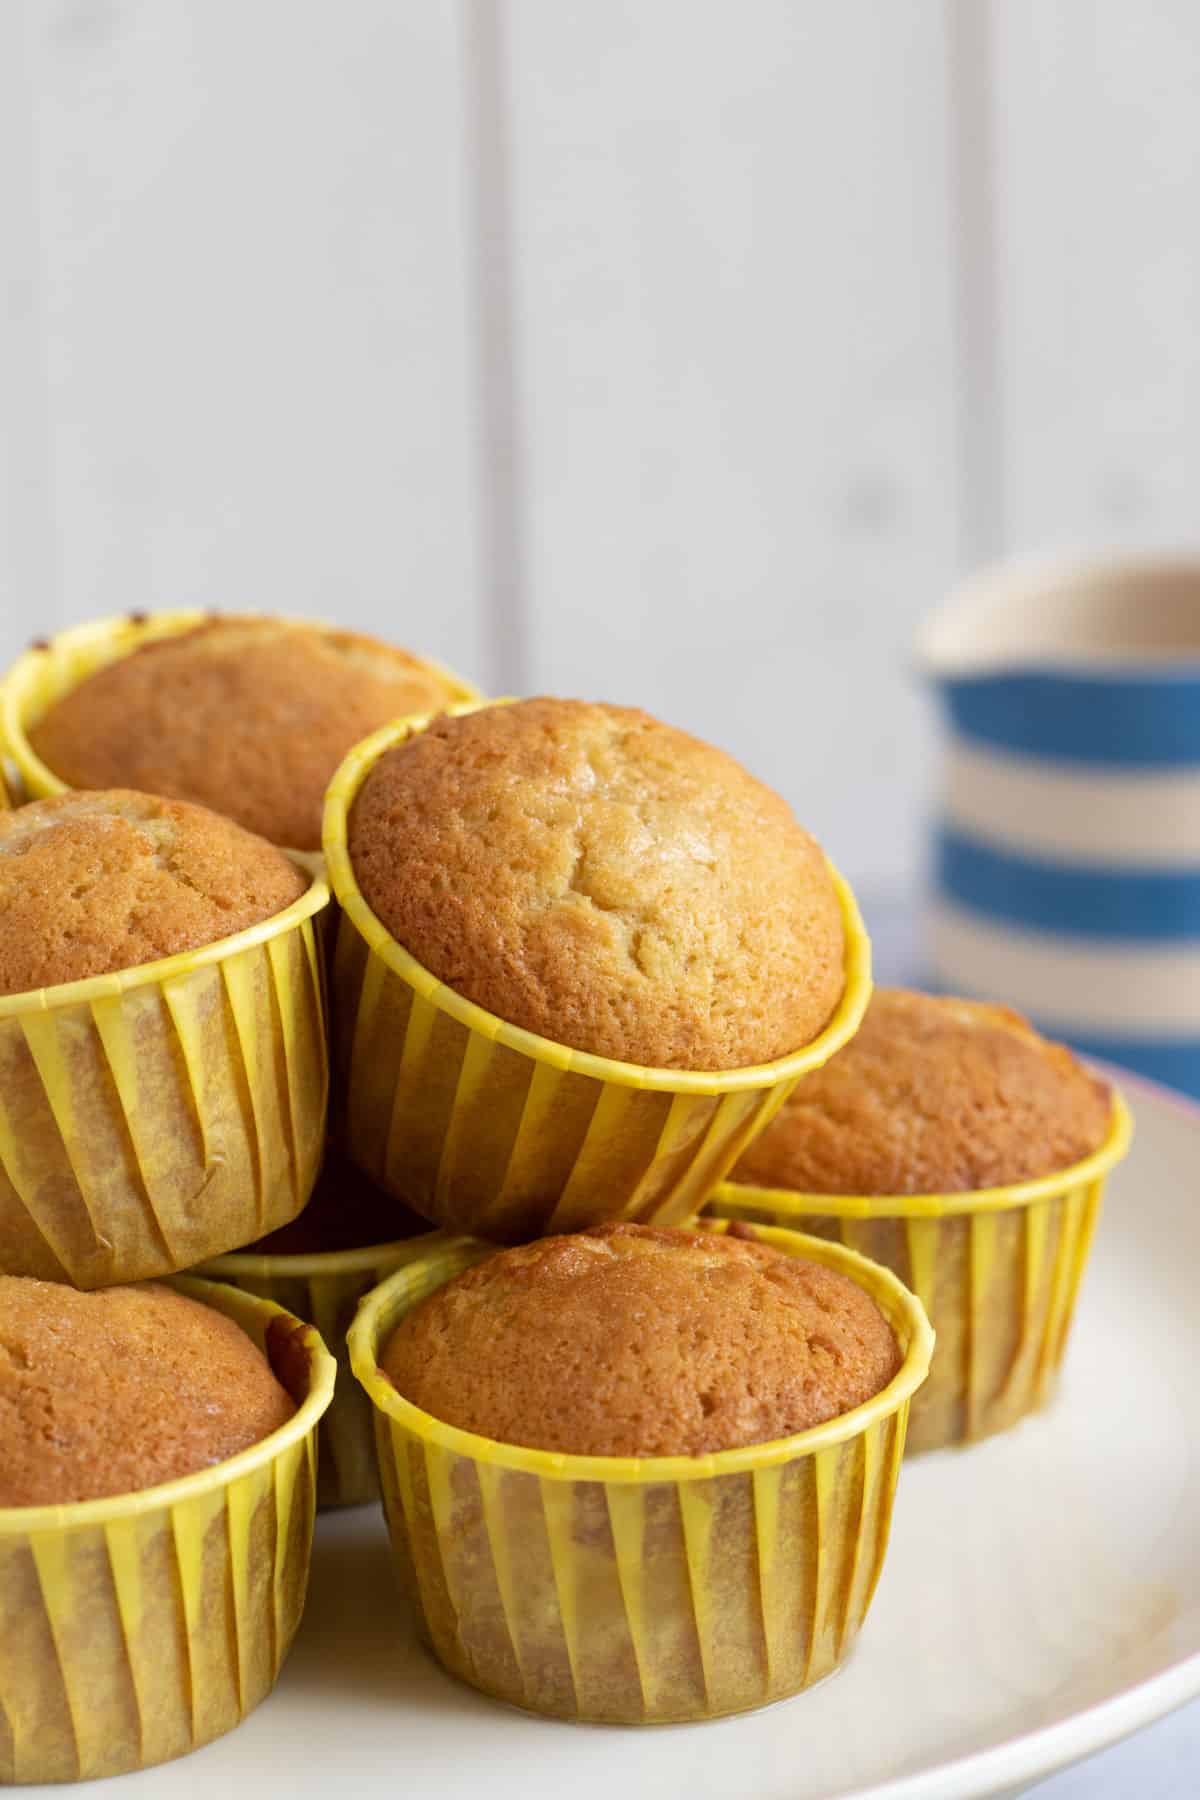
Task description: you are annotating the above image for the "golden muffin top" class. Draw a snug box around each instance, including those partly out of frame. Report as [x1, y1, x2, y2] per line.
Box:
[380, 1222, 900, 1458]
[0, 1277, 295, 1507]
[347, 697, 845, 1070]
[733, 988, 1113, 1197]
[29, 615, 463, 849]
[0, 789, 306, 996]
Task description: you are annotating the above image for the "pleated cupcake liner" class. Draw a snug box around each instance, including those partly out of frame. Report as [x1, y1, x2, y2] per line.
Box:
[707, 1091, 1132, 1451]
[0, 1275, 337, 1785]
[198, 1232, 443, 1509]
[0, 608, 482, 834]
[348, 1222, 932, 1724]
[322, 704, 873, 1241]
[0, 873, 331, 1288]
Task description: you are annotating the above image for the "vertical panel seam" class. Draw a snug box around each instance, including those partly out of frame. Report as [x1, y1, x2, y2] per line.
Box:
[944, 0, 1006, 565]
[460, 0, 529, 696]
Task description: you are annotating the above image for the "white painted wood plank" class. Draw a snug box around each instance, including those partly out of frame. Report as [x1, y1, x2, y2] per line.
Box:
[21, 0, 485, 686]
[990, 1, 1200, 552]
[501, 1, 962, 894]
[0, 4, 58, 669]
[460, 0, 528, 696]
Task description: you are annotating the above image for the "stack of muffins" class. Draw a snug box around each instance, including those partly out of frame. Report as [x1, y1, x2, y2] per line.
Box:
[0, 611, 1130, 1777]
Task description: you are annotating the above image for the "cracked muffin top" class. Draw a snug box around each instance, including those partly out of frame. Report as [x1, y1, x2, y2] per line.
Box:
[380, 1221, 901, 1457]
[346, 697, 845, 1070]
[0, 789, 307, 996]
[28, 615, 465, 849]
[732, 988, 1113, 1196]
[0, 1276, 296, 1506]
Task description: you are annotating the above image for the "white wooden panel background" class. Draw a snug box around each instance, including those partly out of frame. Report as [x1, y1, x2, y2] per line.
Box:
[0, 0, 485, 681]
[3, 0, 1200, 910]
[503, 1, 959, 899]
[991, 1, 1200, 553]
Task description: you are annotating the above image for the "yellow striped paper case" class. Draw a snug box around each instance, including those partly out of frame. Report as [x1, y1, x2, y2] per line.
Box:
[0, 1277, 336, 1784]
[348, 1222, 932, 1724]
[199, 1231, 442, 1509]
[322, 705, 873, 1241]
[0, 871, 330, 1288]
[707, 1092, 1132, 1451]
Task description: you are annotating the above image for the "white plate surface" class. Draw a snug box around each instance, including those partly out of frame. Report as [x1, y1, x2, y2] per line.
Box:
[33, 1074, 1200, 1800]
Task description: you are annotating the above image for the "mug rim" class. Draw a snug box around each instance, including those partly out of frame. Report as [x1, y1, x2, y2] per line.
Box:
[919, 547, 1200, 677]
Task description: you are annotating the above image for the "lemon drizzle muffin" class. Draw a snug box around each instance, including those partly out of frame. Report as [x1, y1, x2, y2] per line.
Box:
[0, 1276, 295, 1506]
[0, 1278, 334, 1783]
[380, 1221, 900, 1456]
[733, 988, 1113, 1196]
[348, 696, 845, 1071]
[0, 789, 326, 1289]
[0, 787, 306, 995]
[353, 1222, 929, 1723]
[720, 989, 1125, 1450]
[27, 615, 469, 850]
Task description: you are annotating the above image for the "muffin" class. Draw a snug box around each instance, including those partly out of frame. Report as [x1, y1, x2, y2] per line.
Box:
[733, 990, 1113, 1194]
[0, 787, 306, 995]
[349, 697, 844, 1069]
[199, 1148, 433, 1508]
[0, 1275, 336, 1782]
[351, 1221, 932, 1723]
[715, 989, 1131, 1449]
[0, 1276, 295, 1506]
[325, 699, 870, 1239]
[0, 790, 329, 1288]
[23, 613, 475, 850]
[381, 1221, 900, 1455]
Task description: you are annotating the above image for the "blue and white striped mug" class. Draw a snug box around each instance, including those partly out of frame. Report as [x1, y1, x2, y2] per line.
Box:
[922, 552, 1200, 1096]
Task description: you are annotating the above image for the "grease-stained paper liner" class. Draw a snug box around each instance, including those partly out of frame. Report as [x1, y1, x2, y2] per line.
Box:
[0, 609, 482, 834]
[0, 1276, 336, 1784]
[199, 1231, 442, 1509]
[348, 1222, 932, 1723]
[707, 1092, 1132, 1451]
[0, 873, 330, 1288]
[323, 706, 873, 1241]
